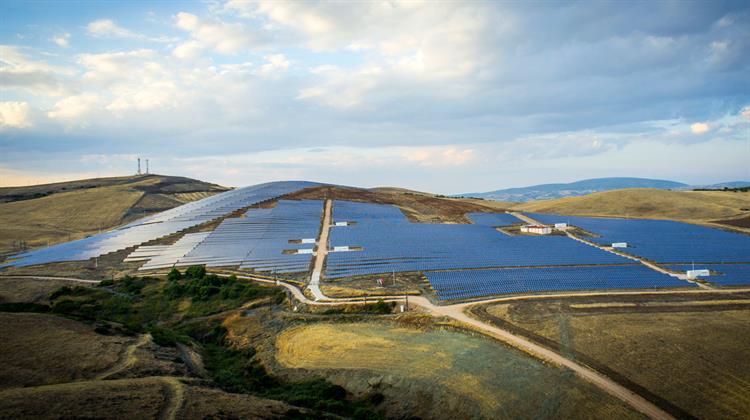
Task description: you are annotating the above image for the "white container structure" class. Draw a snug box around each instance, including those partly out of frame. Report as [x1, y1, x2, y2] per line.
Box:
[686, 269, 710, 279]
[300, 238, 316, 244]
[611, 242, 628, 248]
[334, 221, 349, 227]
[331, 246, 354, 252]
[520, 225, 552, 235]
[554, 223, 568, 231]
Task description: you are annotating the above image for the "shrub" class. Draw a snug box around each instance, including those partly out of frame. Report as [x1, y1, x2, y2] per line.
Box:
[167, 267, 182, 282]
[185, 265, 206, 279]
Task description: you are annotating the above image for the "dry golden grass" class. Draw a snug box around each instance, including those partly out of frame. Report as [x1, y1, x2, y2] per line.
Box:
[0, 175, 228, 256]
[0, 185, 144, 254]
[482, 297, 750, 419]
[0, 277, 90, 303]
[180, 384, 305, 418]
[0, 312, 129, 389]
[514, 188, 750, 225]
[0, 377, 169, 419]
[173, 191, 219, 202]
[275, 322, 643, 419]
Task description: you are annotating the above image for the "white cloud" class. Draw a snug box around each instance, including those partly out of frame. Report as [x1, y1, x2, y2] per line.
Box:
[296, 64, 382, 108]
[690, 122, 711, 134]
[47, 93, 101, 123]
[173, 12, 262, 56]
[257, 54, 289, 78]
[0, 45, 73, 95]
[86, 19, 174, 43]
[52, 33, 71, 48]
[87, 19, 140, 39]
[0, 101, 32, 128]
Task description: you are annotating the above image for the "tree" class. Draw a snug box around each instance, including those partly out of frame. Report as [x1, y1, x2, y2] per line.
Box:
[167, 267, 182, 282]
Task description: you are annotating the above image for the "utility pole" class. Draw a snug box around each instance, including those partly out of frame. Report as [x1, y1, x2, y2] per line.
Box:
[137, 158, 141, 175]
[146, 159, 149, 174]
[404, 294, 408, 311]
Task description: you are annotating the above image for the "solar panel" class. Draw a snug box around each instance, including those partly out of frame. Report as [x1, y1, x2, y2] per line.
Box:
[528, 213, 750, 264]
[426, 265, 694, 301]
[664, 264, 750, 286]
[325, 201, 628, 278]
[2, 181, 320, 268]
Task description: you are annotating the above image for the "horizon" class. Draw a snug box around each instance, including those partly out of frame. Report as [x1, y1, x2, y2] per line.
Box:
[1, 1, 749, 193]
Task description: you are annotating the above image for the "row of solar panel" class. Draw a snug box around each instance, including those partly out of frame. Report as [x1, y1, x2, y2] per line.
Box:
[127, 199, 323, 274]
[529, 213, 750, 264]
[325, 201, 628, 278]
[2, 181, 320, 268]
[425, 265, 695, 301]
[664, 264, 750, 286]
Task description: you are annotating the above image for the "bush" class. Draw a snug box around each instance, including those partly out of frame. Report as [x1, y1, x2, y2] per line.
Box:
[167, 267, 182, 282]
[185, 265, 206, 279]
[50, 285, 90, 300]
[149, 326, 188, 347]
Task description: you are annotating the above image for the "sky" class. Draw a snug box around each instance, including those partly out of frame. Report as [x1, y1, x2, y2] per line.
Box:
[1, 0, 749, 194]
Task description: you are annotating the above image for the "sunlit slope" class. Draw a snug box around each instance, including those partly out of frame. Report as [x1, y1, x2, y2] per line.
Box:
[513, 188, 750, 223]
[0, 175, 228, 255]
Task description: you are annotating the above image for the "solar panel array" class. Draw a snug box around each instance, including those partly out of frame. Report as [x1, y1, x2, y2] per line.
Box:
[1, 181, 319, 268]
[325, 201, 627, 278]
[124, 232, 210, 270]
[162, 199, 323, 274]
[427, 265, 694, 300]
[665, 264, 750, 286]
[468, 212, 523, 226]
[528, 213, 750, 264]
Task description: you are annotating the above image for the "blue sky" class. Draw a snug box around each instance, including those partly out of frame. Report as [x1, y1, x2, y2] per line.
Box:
[1, 0, 748, 193]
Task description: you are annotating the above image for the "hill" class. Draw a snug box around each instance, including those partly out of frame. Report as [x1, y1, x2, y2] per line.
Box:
[464, 177, 687, 202]
[513, 188, 750, 229]
[0, 175, 228, 256]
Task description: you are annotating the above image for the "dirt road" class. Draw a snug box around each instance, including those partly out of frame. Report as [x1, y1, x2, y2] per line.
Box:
[308, 199, 332, 301]
[411, 295, 673, 420]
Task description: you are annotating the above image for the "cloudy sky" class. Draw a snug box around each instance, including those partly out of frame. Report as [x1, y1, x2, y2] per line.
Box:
[1, 1, 748, 193]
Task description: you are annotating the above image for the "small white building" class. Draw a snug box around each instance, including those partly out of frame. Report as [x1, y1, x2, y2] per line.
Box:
[520, 224, 552, 235]
[554, 223, 568, 231]
[333, 221, 349, 227]
[331, 246, 353, 252]
[300, 238, 316, 244]
[611, 242, 628, 248]
[686, 269, 710, 279]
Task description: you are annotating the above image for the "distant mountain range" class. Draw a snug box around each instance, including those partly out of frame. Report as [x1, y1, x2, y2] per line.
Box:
[460, 177, 750, 202]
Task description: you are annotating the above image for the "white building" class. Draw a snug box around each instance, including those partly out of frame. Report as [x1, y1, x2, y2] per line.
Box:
[686, 269, 710, 279]
[520, 224, 552, 235]
[611, 242, 628, 248]
[554, 223, 568, 231]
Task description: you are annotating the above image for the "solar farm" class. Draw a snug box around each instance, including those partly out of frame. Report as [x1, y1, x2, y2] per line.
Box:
[2, 181, 749, 302]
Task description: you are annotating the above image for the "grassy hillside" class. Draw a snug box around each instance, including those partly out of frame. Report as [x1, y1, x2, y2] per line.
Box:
[513, 188, 750, 227]
[0, 175, 228, 255]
